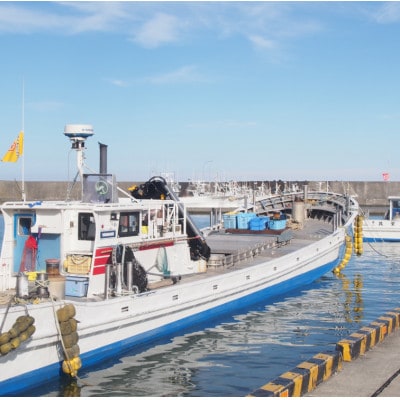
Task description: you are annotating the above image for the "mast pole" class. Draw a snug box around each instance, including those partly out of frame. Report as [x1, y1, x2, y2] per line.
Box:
[21, 79, 26, 201]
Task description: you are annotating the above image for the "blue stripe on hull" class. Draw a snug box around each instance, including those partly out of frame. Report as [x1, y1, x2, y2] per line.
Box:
[363, 237, 400, 243]
[1, 257, 338, 395]
[1, 361, 63, 396]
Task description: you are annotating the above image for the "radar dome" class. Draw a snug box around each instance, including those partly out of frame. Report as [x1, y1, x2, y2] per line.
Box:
[64, 124, 94, 139]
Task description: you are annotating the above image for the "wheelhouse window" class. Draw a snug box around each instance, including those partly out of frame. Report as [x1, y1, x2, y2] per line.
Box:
[18, 217, 32, 236]
[118, 212, 140, 237]
[393, 200, 400, 208]
[79, 213, 96, 241]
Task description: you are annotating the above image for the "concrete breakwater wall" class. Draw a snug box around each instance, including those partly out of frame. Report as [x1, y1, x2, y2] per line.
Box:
[0, 180, 398, 212]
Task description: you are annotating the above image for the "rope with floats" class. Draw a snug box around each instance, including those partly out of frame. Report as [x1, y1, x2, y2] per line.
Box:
[51, 301, 82, 378]
[353, 214, 364, 256]
[334, 233, 353, 274]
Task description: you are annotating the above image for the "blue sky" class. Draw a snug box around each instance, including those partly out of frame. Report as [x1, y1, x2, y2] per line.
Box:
[1, 1, 400, 183]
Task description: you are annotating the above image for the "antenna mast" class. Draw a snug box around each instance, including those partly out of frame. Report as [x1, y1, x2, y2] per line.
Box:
[21, 80, 26, 201]
[64, 124, 94, 199]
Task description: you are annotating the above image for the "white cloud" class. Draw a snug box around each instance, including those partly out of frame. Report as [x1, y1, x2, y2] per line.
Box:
[0, 4, 64, 33]
[109, 65, 211, 87]
[60, 2, 131, 34]
[106, 78, 130, 88]
[0, 2, 320, 46]
[132, 12, 182, 48]
[372, 2, 400, 24]
[249, 35, 276, 50]
[0, 2, 387, 55]
[144, 65, 206, 85]
[0, 2, 130, 34]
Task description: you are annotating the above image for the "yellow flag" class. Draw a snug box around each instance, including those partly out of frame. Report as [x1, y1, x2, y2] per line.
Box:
[2, 131, 24, 162]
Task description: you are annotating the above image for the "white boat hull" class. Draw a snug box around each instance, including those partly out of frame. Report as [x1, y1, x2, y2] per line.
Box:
[363, 219, 400, 242]
[363, 195, 400, 242]
[1, 228, 344, 394]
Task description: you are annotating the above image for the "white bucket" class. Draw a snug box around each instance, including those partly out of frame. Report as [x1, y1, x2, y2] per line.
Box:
[197, 259, 207, 273]
[48, 276, 66, 300]
[16, 274, 29, 298]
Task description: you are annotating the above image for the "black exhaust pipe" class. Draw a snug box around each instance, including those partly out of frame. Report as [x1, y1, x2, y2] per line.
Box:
[99, 142, 107, 174]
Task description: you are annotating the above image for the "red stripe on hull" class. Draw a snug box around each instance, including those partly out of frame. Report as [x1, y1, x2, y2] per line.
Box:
[93, 247, 112, 275]
[93, 266, 106, 275]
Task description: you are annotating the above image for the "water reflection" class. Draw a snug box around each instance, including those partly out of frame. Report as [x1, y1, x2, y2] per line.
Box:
[61, 380, 81, 397]
[337, 271, 364, 323]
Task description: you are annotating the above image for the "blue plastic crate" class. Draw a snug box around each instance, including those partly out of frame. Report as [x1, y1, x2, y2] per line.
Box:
[65, 276, 89, 297]
[249, 217, 266, 231]
[269, 218, 287, 230]
[237, 212, 257, 229]
[223, 213, 237, 229]
[260, 216, 270, 228]
[249, 216, 270, 231]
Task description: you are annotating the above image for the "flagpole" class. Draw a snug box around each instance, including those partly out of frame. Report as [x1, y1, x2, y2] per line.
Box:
[21, 79, 26, 201]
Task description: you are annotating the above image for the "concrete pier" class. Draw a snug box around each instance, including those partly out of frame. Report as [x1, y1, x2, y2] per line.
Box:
[0, 180, 399, 211]
[306, 327, 400, 397]
[247, 308, 400, 397]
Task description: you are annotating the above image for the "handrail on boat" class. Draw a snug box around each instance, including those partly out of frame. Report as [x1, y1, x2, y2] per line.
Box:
[207, 234, 291, 270]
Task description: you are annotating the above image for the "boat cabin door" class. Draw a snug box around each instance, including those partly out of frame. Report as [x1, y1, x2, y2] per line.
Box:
[13, 213, 36, 273]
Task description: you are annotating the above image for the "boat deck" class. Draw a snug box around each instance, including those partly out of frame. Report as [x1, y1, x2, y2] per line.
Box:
[208, 229, 329, 253]
[207, 218, 332, 260]
[170, 218, 335, 286]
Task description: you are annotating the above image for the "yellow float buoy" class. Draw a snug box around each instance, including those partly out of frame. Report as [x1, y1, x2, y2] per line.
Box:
[62, 356, 82, 377]
[9, 337, 21, 349]
[0, 342, 12, 355]
[0, 332, 10, 346]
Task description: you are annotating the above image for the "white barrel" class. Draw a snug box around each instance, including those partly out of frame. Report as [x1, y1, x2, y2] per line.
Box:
[48, 276, 66, 300]
[16, 274, 29, 298]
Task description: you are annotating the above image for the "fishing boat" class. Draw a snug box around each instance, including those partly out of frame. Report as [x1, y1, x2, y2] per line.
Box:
[0, 124, 359, 395]
[362, 196, 400, 242]
[180, 179, 279, 213]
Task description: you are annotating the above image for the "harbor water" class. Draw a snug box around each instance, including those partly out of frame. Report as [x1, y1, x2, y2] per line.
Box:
[2, 215, 400, 397]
